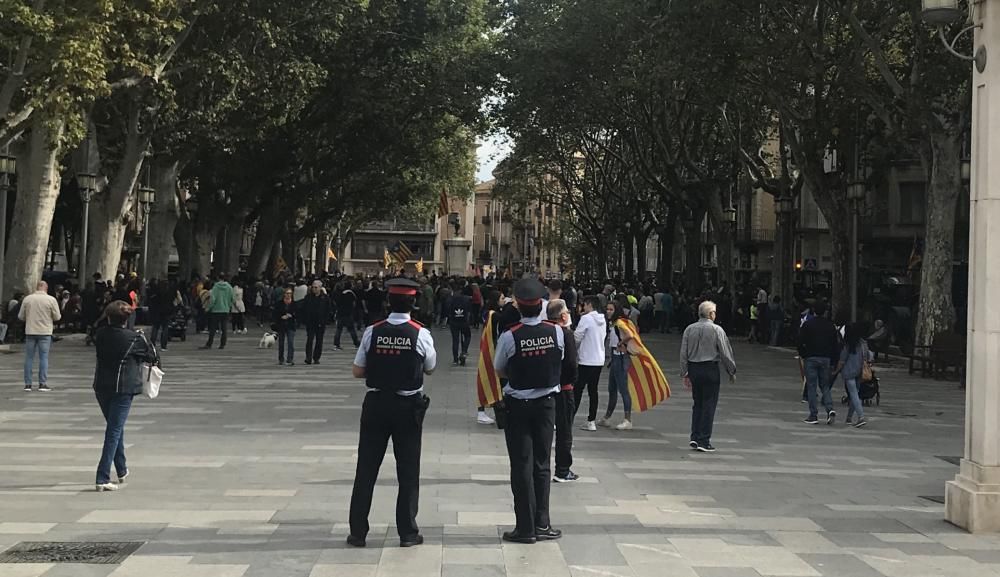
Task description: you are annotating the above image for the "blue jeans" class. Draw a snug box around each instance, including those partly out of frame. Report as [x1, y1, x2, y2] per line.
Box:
[604, 354, 631, 416]
[769, 321, 782, 346]
[844, 377, 865, 420]
[804, 357, 833, 419]
[24, 335, 52, 386]
[278, 328, 295, 363]
[95, 391, 134, 484]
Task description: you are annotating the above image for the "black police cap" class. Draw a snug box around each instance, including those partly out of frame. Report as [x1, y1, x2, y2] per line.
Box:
[386, 277, 420, 296]
[513, 278, 546, 305]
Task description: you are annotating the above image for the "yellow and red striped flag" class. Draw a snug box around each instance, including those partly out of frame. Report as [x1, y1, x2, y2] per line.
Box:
[615, 318, 671, 412]
[476, 310, 503, 407]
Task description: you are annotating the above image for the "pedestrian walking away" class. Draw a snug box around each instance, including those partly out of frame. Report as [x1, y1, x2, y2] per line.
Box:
[798, 301, 841, 425]
[494, 278, 564, 544]
[834, 322, 872, 428]
[92, 300, 159, 491]
[203, 273, 235, 349]
[301, 280, 331, 365]
[447, 282, 472, 365]
[347, 278, 435, 549]
[334, 283, 360, 349]
[573, 295, 606, 431]
[680, 300, 737, 453]
[20, 281, 61, 392]
[547, 299, 579, 483]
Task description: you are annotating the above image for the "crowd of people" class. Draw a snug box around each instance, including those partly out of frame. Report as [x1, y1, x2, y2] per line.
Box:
[8, 264, 883, 547]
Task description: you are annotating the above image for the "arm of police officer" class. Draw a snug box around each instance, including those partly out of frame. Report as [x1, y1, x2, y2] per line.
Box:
[416, 326, 436, 375]
[352, 326, 374, 378]
[493, 331, 515, 379]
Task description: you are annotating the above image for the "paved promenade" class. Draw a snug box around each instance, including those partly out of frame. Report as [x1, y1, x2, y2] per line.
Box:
[0, 326, 995, 577]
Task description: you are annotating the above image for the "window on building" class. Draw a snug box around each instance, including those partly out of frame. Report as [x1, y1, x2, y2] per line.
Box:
[898, 182, 926, 224]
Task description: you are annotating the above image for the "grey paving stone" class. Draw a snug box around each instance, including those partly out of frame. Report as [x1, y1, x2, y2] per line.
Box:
[0, 330, 979, 577]
[798, 553, 898, 577]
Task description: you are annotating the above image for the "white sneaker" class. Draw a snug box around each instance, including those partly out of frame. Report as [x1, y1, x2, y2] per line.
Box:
[581, 421, 597, 431]
[95, 482, 119, 492]
[477, 411, 495, 425]
[615, 419, 633, 431]
[596, 417, 611, 428]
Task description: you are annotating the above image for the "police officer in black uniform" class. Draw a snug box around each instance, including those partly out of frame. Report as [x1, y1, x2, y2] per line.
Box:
[493, 278, 564, 544]
[347, 277, 436, 548]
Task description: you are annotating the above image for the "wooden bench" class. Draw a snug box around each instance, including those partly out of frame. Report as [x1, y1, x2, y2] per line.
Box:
[909, 332, 966, 380]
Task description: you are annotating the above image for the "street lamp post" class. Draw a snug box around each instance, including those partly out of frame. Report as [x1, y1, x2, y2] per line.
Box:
[185, 196, 199, 280]
[76, 173, 98, 279]
[846, 180, 866, 323]
[139, 185, 156, 278]
[0, 152, 15, 303]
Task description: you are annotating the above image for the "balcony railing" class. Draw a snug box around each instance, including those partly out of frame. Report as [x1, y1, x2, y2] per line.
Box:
[356, 219, 436, 233]
[735, 227, 776, 243]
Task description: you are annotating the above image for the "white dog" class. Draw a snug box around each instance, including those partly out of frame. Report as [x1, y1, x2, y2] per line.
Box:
[258, 332, 277, 348]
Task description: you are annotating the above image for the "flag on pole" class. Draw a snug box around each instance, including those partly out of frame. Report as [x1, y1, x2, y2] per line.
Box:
[327, 247, 337, 261]
[273, 256, 288, 278]
[438, 189, 450, 218]
[415, 257, 424, 274]
[476, 311, 503, 407]
[614, 318, 671, 412]
[390, 241, 414, 263]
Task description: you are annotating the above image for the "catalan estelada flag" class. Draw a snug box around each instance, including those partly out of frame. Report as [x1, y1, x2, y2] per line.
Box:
[476, 311, 503, 407]
[615, 318, 670, 412]
[390, 241, 414, 264]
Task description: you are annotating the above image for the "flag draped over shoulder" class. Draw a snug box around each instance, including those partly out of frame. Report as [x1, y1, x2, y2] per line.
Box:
[477, 311, 503, 407]
[615, 318, 670, 412]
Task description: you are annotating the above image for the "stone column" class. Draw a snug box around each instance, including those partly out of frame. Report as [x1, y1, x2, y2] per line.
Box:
[944, 0, 1000, 533]
[443, 238, 472, 277]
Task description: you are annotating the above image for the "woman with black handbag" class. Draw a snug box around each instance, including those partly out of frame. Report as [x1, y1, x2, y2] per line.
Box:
[93, 300, 159, 491]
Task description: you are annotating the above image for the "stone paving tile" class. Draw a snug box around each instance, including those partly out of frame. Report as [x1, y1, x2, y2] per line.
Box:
[0, 330, 980, 576]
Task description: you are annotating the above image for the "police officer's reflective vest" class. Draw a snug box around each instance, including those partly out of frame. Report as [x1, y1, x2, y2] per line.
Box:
[507, 321, 561, 390]
[365, 320, 424, 392]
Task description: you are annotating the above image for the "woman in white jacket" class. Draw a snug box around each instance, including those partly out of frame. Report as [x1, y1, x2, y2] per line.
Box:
[231, 282, 247, 334]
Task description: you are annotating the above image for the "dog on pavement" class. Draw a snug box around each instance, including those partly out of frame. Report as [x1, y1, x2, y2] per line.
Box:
[259, 332, 277, 348]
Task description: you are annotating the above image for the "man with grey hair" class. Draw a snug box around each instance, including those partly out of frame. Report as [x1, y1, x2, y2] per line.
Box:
[547, 299, 579, 483]
[680, 300, 736, 452]
[19, 281, 61, 392]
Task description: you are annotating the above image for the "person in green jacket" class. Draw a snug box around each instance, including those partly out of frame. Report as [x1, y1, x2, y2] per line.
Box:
[202, 273, 235, 350]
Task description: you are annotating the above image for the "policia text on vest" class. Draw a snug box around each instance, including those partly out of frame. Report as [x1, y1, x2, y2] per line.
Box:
[347, 278, 436, 549]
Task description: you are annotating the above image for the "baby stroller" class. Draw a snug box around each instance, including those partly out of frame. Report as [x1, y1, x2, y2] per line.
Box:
[842, 375, 880, 407]
[168, 305, 189, 342]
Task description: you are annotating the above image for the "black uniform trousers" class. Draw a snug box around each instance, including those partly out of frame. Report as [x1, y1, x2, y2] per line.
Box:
[450, 322, 471, 361]
[688, 361, 721, 445]
[503, 394, 555, 534]
[305, 325, 325, 362]
[349, 391, 427, 539]
[554, 388, 575, 477]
